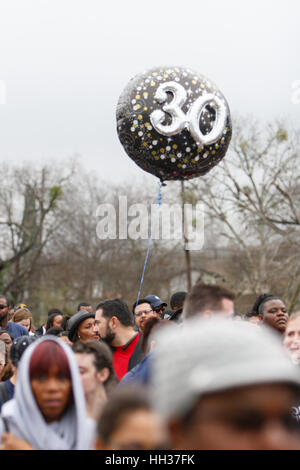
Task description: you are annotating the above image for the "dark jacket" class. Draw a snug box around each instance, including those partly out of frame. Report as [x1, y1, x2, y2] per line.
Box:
[34, 325, 46, 336]
[128, 334, 143, 371]
[168, 308, 183, 324]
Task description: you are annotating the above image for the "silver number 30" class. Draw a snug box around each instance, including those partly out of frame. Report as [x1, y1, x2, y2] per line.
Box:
[150, 81, 228, 147]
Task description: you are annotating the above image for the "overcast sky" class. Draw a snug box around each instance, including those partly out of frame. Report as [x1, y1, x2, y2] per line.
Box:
[0, 0, 299, 184]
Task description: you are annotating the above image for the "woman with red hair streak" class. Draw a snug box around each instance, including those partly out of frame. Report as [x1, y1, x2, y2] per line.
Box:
[0, 336, 95, 450]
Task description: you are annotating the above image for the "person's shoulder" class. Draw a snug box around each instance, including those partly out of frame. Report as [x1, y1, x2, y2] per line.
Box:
[120, 354, 151, 386]
[8, 322, 29, 337]
[119, 368, 136, 385]
[5, 379, 15, 395]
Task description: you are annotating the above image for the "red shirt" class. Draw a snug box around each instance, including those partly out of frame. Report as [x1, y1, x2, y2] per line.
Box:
[113, 332, 140, 380]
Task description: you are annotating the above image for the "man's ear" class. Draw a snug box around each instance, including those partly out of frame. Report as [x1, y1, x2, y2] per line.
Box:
[96, 367, 110, 384]
[110, 316, 119, 329]
[258, 314, 263, 322]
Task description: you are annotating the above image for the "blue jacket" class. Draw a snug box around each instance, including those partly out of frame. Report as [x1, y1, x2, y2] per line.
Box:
[119, 353, 152, 386]
[7, 322, 28, 338]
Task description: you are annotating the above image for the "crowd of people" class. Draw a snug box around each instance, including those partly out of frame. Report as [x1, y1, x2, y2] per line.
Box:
[0, 284, 300, 450]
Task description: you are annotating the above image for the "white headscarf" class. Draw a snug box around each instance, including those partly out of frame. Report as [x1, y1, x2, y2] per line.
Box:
[0, 336, 94, 450]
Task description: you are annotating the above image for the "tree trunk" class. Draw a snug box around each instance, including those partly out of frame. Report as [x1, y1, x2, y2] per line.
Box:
[181, 181, 192, 291]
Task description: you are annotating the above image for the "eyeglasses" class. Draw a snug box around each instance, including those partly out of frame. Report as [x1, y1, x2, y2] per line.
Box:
[135, 309, 153, 317]
[0, 304, 8, 310]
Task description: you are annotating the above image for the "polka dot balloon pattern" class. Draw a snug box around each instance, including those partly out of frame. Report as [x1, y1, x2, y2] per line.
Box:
[116, 66, 232, 181]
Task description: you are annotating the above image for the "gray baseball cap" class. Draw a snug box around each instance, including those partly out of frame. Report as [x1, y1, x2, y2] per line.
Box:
[151, 317, 300, 420]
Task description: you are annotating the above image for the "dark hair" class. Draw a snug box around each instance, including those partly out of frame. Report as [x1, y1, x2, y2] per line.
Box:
[0, 362, 13, 381]
[58, 330, 69, 337]
[29, 340, 71, 381]
[0, 329, 14, 341]
[0, 295, 11, 307]
[97, 386, 151, 443]
[141, 317, 172, 354]
[132, 299, 153, 315]
[47, 308, 63, 317]
[184, 284, 235, 319]
[77, 302, 92, 312]
[46, 313, 63, 331]
[61, 316, 71, 330]
[46, 326, 64, 336]
[245, 310, 259, 319]
[72, 341, 118, 395]
[247, 293, 280, 317]
[170, 292, 187, 310]
[96, 299, 133, 327]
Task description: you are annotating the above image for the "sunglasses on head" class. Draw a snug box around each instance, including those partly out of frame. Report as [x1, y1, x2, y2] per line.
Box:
[14, 303, 27, 311]
[154, 306, 165, 313]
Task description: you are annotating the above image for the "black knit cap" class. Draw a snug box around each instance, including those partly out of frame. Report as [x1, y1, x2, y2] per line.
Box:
[10, 335, 37, 367]
[67, 309, 95, 342]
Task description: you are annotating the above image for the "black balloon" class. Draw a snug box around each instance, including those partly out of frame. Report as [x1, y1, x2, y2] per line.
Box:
[117, 66, 232, 181]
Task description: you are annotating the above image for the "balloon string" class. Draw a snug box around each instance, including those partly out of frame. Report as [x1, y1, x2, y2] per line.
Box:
[135, 180, 163, 309]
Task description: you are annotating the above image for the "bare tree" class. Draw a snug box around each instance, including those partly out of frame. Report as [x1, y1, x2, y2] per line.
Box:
[185, 118, 300, 310]
[0, 160, 76, 301]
